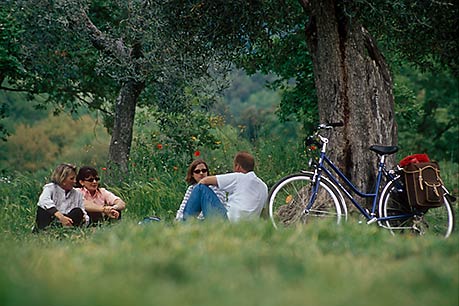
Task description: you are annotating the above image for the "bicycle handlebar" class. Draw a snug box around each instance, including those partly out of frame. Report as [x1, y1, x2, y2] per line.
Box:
[305, 122, 343, 146]
[318, 122, 344, 129]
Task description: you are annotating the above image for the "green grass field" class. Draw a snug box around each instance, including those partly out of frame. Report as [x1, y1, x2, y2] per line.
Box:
[0, 217, 458, 306]
[1, 146, 458, 306]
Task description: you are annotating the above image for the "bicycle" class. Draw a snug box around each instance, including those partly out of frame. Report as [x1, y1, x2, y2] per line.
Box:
[268, 123, 456, 238]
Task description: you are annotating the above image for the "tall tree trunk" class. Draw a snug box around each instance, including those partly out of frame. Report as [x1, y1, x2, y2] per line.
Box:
[304, 0, 397, 203]
[107, 79, 144, 181]
[80, 10, 146, 181]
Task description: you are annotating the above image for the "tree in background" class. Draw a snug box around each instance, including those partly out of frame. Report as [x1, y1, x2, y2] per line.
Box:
[237, 0, 457, 193]
[1, 0, 262, 179]
[1, 0, 456, 190]
[0, 6, 24, 141]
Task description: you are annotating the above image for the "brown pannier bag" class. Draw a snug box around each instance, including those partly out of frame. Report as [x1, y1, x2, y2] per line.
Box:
[402, 162, 444, 209]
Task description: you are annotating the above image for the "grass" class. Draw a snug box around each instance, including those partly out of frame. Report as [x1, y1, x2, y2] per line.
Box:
[0, 218, 458, 306]
[0, 139, 458, 306]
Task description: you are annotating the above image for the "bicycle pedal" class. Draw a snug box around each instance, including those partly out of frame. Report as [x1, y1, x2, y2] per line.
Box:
[366, 217, 378, 225]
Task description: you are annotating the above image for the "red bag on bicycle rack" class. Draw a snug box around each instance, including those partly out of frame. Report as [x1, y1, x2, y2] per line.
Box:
[402, 161, 444, 209]
[399, 153, 430, 167]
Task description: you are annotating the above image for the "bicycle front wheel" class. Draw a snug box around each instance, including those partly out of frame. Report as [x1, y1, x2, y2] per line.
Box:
[268, 172, 346, 229]
[379, 177, 455, 238]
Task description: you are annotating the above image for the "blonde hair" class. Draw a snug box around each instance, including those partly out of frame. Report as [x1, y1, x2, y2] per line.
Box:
[51, 163, 77, 185]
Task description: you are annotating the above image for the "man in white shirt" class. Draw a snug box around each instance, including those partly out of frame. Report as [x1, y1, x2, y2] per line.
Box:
[183, 151, 268, 222]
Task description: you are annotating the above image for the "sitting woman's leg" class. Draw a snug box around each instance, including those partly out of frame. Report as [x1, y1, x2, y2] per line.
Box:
[66, 208, 84, 227]
[183, 184, 227, 220]
[35, 207, 53, 230]
[35, 207, 85, 230]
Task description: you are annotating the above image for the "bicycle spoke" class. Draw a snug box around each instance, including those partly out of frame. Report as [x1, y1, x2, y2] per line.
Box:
[379, 178, 455, 238]
[269, 173, 345, 228]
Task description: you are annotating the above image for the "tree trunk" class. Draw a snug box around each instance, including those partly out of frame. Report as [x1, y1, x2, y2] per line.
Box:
[107, 79, 144, 181]
[304, 0, 397, 204]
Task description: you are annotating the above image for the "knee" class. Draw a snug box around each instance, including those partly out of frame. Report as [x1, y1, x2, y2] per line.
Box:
[71, 207, 84, 217]
[194, 184, 211, 193]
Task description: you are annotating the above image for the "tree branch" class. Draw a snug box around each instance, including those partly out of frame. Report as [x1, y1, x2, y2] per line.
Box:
[78, 9, 130, 61]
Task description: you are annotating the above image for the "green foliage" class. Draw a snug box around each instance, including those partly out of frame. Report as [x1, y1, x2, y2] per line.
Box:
[218, 69, 303, 141]
[394, 66, 458, 162]
[0, 172, 45, 234]
[349, 0, 459, 76]
[0, 6, 25, 140]
[129, 107, 225, 181]
[0, 5, 23, 80]
[236, 11, 318, 131]
[112, 179, 183, 221]
[0, 113, 110, 172]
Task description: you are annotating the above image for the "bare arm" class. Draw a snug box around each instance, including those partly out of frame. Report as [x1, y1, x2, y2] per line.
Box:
[84, 200, 120, 219]
[112, 198, 126, 211]
[84, 200, 104, 213]
[199, 176, 218, 186]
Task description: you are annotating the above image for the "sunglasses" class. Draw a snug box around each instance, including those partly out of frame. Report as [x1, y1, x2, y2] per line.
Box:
[193, 169, 208, 174]
[83, 177, 100, 182]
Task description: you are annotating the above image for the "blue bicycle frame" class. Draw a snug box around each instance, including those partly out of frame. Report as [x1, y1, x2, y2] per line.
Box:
[306, 149, 413, 224]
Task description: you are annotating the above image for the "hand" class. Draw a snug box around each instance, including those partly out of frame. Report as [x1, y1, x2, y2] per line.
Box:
[107, 209, 120, 219]
[103, 206, 119, 219]
[58, 215, 74, 227]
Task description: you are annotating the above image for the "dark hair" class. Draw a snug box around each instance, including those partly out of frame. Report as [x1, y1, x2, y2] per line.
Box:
[185, 159, 209, 185]
[75, 166, 99, 188]
[234, 151, 255, 172]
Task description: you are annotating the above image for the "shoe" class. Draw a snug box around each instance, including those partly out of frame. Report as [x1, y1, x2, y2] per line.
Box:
[138, 216, 161, 225]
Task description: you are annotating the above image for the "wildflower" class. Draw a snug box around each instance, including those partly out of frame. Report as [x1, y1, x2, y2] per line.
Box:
[191, 136, 197, 141]
[173, 166, 178, 171]
[102, 167, 107, 171]
[194, 150, 200, 157]
[157, 144, 163, 150]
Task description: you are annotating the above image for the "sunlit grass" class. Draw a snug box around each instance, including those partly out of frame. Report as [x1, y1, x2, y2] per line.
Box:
[0, 142, 458, 306]
[0, 219, 458, 306]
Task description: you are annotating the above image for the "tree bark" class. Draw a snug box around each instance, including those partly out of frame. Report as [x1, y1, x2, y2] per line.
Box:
[107, 79, 144, 180]
[304, 0, 397, 204]
[80, 9, 145, 180]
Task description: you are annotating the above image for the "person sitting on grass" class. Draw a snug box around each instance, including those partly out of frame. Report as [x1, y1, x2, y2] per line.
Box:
[183, 151, 268, 222]
[75, 166, 126, 225]
[34, 163, 88, 231]
[175, 159, 227, 221]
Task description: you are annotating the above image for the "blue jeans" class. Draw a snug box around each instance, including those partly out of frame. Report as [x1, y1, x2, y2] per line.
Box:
[183, 184, 228, 221]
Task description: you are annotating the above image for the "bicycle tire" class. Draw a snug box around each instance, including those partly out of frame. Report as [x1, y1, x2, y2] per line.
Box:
[268, 172, 347, 229]
[378, 177, 455, 238]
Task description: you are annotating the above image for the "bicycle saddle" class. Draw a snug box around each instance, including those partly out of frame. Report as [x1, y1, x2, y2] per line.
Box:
[369, 145, 398, 155]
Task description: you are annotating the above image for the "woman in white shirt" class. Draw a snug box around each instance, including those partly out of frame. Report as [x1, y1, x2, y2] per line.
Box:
[35, 163, 88, 231]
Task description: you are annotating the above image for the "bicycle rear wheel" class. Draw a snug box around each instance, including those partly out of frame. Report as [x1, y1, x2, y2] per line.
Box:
[379, 177, 455, 238]
[268, 172, 346, 229]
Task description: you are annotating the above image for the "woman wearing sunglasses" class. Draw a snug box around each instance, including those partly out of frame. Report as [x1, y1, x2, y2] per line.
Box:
[75, 166, 126, 224]
[175, 159, 227, 221]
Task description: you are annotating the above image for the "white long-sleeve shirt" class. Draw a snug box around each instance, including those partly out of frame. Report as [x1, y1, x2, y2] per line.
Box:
[37, 183, 88, 222]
